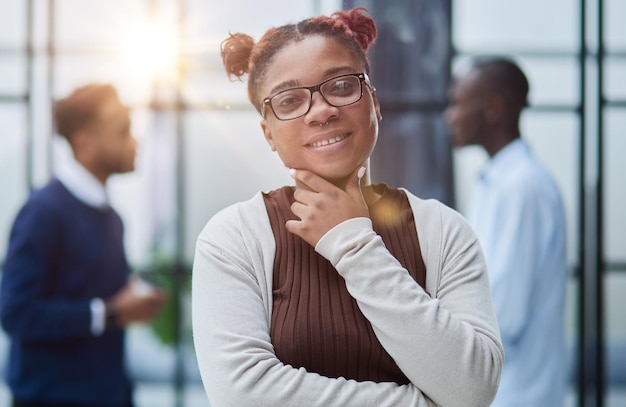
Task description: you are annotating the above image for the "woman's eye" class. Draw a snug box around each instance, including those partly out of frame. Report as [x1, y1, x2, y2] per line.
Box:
[274, 92, 306, 111]
[327, 80, 354, 95]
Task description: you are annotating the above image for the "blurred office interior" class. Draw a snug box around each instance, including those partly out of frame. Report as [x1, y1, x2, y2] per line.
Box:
[0, 0, 624, 406]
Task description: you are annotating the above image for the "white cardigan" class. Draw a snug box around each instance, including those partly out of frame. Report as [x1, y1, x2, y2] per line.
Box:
[192, 189, 503, 407]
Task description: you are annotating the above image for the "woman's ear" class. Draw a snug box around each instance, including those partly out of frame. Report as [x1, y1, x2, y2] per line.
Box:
[260, 120, 276, 151]
[371, 88, 382, 122]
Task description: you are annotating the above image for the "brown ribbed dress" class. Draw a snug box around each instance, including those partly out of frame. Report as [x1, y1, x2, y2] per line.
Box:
[263, 184, 426, 384]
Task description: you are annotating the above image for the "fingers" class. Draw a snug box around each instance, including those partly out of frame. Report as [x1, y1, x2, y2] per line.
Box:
[286, 167, 369, 247]
[111, 281, 167, 326]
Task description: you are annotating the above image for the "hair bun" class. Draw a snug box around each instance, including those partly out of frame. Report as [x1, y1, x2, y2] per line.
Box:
[332, 7, 377, 52]
[221, 33, 255, 80]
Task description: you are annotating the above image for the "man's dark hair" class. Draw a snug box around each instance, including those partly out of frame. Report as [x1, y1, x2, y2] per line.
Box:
[53, 83, 118, 141]
[472, 57, 529, 113]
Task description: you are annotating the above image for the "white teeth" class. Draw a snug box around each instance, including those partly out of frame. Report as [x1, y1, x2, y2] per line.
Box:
[311, 134, 347, 147]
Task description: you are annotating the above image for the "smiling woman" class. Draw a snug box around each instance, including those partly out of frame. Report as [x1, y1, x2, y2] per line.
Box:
[191, 7, 503, 407]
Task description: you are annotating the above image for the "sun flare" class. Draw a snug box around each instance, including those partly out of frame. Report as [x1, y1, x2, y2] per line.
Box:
[119, 17, 179, 83]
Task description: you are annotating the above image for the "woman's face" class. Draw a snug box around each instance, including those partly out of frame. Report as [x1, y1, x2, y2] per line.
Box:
[259, 35, 381, 186]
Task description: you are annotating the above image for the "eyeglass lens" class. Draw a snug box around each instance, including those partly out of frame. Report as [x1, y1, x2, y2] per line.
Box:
[269, 74, 362, 120]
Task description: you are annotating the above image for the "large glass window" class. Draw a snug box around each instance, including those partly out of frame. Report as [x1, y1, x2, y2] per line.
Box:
[452, 0, 626, 405]
[0, 1, 342, 406]
[1, 1, 623, 405]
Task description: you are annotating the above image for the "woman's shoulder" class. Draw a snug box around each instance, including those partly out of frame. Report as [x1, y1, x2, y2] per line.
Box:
[399, 188, 466, 225]
[397, 189, 483, 297]
[399, 188, 478, 252]
[196, 189, 294, 252]
[197, 192, 268, 242]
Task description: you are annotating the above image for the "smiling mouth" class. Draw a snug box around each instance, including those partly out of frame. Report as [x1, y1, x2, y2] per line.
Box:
[308, 133, 349, 147]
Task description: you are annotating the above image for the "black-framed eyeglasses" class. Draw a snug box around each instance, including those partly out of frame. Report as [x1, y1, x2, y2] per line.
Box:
[261, 73, 370, 121]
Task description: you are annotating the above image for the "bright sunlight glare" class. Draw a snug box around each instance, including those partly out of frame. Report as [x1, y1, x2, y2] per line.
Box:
[119, 17, 179, 83]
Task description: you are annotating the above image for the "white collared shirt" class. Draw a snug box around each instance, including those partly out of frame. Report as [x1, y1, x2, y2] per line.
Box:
[56, 157, 109, 210]
[57, 157, 109, 336]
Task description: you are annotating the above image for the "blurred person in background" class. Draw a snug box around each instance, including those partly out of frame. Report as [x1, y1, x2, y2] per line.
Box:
[445, 58, 568, 407]
[192, 8, 502, 407]
[0, 83, 167, 407]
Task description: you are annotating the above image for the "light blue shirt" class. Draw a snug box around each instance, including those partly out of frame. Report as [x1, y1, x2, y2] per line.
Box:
[467, 138, 567, 407]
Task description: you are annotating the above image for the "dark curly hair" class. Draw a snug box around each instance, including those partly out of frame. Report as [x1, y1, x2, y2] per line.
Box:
[220, 8, 377, 114]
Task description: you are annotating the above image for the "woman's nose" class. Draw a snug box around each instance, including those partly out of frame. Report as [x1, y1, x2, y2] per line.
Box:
[305, 92, 339, 125]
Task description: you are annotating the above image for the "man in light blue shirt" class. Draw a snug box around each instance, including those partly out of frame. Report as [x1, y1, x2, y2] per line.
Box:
[445, 58, 568, 407]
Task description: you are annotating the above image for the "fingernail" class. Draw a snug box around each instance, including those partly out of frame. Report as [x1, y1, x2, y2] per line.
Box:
[357, 166, 366, 179]
[289, 168, 296, 178]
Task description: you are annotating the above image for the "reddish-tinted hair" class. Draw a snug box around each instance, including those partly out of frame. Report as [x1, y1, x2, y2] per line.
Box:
[220, 7, 377, 113]
[53, 83, 119, 141]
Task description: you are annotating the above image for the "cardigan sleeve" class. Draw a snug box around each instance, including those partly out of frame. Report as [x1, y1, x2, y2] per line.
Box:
[0, 198, 93, 342]
[315, 198, 503, 407]
[191, 202, 440, 407]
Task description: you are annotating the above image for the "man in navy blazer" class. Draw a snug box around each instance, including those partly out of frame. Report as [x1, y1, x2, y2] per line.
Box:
[0, 84, 167, 407]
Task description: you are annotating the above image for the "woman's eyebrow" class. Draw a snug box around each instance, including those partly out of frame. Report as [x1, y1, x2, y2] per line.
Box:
[268, 79, 301, 96]
[267, 66, 357, 96]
